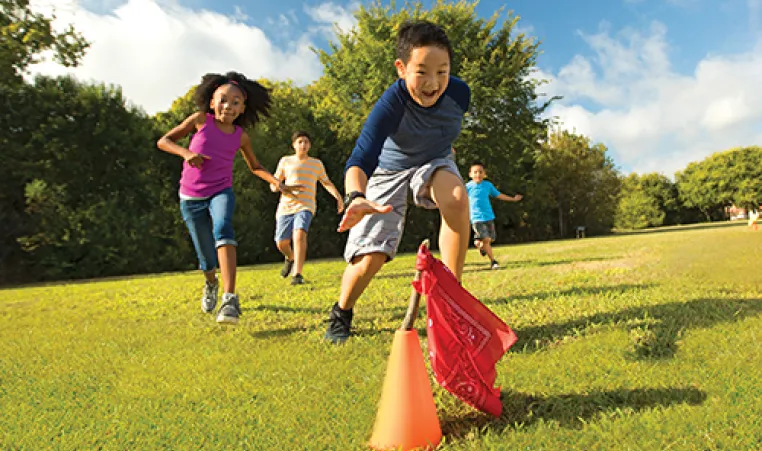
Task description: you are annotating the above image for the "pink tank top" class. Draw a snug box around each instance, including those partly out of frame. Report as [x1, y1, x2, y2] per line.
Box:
[179, 114, 243, 198]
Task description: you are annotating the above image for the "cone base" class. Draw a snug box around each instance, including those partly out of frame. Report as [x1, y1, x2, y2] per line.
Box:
[368, 329, 442, 451]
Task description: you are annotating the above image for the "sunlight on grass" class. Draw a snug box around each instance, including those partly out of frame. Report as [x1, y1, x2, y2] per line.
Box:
[1, 222, 761, 449]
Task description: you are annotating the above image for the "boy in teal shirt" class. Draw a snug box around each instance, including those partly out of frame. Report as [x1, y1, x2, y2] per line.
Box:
[465, 162, 522, 269]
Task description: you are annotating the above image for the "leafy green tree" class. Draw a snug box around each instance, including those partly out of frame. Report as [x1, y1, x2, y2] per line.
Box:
[675, 161, 722, 221]
[676, 146, 762, 221]
[16, 76, 186, 279]
[0, 0, 88, 84]
[637, 173, 682, 225]
[615, 174, 665, 229]
[1, 0, 89, 281]
[723, 146, 762, 211]
[532, 130, 621, 237]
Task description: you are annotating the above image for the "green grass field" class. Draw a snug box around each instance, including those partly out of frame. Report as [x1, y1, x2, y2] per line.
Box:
[2, 222, 761, 450]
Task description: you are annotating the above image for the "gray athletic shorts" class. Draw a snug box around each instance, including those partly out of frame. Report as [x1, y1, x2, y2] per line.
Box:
[344, 157, 462, 262]
[472, 220, 496, 241]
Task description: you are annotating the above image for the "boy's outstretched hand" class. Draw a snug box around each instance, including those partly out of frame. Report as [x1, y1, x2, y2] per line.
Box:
[337, 197, 392, 232]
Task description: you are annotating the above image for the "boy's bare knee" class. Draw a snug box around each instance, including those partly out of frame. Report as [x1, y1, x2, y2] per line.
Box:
[437, 187, 469, 214]
[294, 229, 308, 240]
[350, 252, 387, 271]
[276, 239, 291, 251]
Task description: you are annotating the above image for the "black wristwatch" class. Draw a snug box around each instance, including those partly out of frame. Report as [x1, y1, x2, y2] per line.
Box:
[344, 191, 366, 206]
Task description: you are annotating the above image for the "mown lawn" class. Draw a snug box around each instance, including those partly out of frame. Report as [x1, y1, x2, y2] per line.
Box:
[1, 222, 760, 450]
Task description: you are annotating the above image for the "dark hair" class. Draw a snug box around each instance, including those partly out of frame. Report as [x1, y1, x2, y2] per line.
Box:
[291, 130, 311, 143]
[396, 20, 453, 64]
[471, 161, 485, 169]
[193, 71, 271, 128]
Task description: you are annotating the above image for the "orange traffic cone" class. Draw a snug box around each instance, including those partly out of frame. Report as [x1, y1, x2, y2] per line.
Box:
[368, 329, 442, 450]
[369, 240, 441, 450]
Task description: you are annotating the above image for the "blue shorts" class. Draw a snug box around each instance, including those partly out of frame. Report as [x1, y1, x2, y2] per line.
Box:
[180, 188, 236, 272]
[275, 210, 314, 242]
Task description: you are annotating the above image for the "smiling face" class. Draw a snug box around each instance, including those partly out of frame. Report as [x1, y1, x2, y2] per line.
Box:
[395, 45, 450, 108]
[209, 83, 246, 124]
[469, 164, 486, 183]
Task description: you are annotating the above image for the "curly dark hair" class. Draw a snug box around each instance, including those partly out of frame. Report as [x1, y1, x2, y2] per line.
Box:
[396, 20, 452, 64]
[193, 71, 271, 128]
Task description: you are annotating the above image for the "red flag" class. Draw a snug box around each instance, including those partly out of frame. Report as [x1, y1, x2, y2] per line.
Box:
[412, 245, 517, 417]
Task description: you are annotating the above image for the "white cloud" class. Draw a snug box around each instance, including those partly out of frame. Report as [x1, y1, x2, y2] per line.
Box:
[28, 0, 329, 114]
[543, 21, 762, 176]
[232, 5, 248, 22]
[305, 1, 359, 38]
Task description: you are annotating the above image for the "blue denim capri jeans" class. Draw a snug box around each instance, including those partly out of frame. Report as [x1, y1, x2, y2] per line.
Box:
[180, 187, 237, 272]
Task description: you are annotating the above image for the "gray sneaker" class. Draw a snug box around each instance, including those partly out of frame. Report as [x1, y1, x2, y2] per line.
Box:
[216, 293, 241, 325]
[201, 280, 219, 313]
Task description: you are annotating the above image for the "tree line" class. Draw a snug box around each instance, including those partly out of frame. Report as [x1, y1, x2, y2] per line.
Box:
[2, 0, 760, 284]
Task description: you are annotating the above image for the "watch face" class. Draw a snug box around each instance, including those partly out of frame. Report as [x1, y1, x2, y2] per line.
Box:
[345, 192, 364, 205]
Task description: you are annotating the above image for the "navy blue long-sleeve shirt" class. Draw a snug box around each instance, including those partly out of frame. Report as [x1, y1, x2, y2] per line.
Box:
[345, 76, 471, 178]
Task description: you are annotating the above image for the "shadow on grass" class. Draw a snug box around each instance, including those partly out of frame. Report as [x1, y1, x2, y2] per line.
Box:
[467, 255, 619, 270]
[511, 298, 762, 357]
[441, 386, 707, 436]
[248, 326, 309, 339]
[243, 297, 762, 352]
[352, 327, 398, 338]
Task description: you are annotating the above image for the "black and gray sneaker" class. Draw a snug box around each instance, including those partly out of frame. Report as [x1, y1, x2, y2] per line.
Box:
[216, 293, 241, 325]
[325, 302, 353, 344]
[201, 280, 219, 313]
[280, 259, 294, 278]
[291, 274, 304, 285]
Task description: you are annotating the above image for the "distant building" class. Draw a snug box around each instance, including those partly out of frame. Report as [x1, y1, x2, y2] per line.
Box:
[726, 205, 747, 220]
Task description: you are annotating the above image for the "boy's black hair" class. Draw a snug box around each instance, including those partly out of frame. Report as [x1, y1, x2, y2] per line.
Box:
[396, 20, 453, 64]
[291, 130, 311, 143]
[470, 161, 485, 169]
[194, 71, 271, 128]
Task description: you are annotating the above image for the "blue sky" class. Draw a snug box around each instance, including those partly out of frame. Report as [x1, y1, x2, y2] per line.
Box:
[32, 0, 762, 176]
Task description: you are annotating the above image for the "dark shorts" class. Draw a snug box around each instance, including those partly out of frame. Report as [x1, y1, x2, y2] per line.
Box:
[472, 220, 496, 242]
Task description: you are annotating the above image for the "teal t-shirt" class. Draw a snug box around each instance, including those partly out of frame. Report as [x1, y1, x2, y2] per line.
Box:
[466, 180, 500, 223]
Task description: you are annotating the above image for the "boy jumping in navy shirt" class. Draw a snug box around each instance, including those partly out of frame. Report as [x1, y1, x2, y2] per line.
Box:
[325, 21, 471, 343]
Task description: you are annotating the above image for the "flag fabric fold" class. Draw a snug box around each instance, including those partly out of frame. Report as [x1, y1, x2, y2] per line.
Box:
[412, 245, 517, 417]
